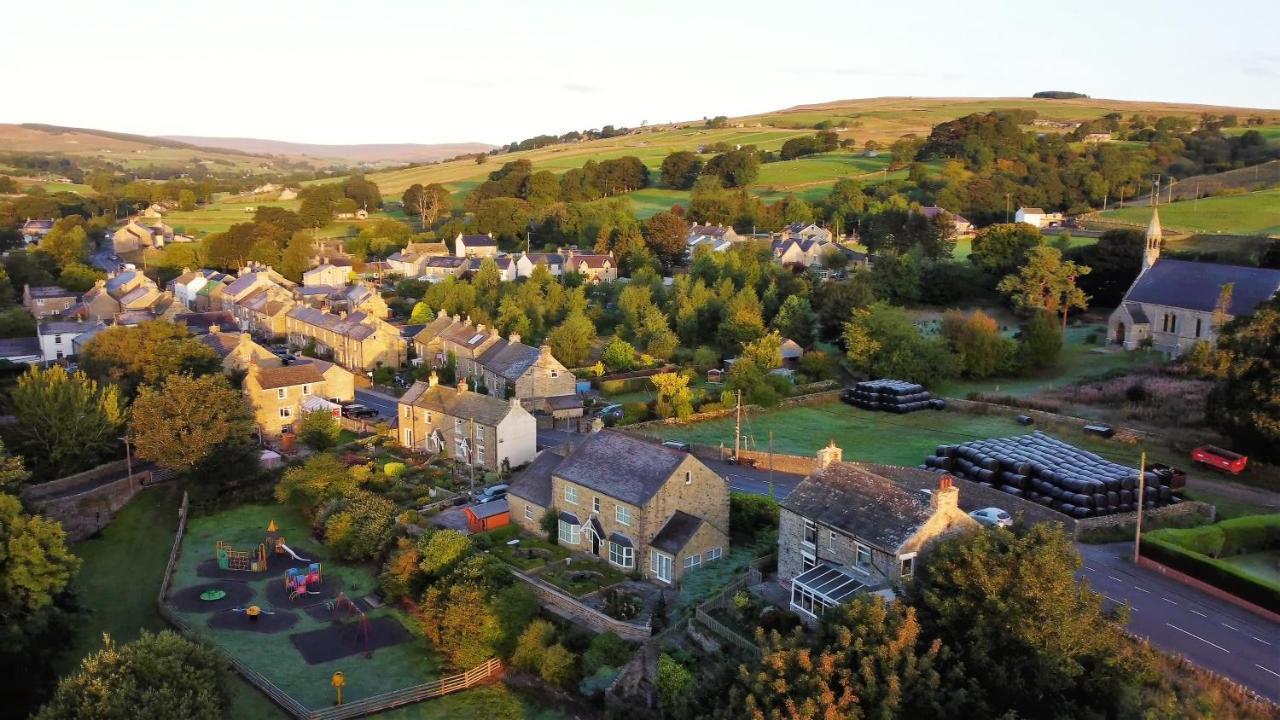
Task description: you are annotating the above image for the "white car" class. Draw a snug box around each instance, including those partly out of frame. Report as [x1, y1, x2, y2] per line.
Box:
[969, 507, 1012, 528]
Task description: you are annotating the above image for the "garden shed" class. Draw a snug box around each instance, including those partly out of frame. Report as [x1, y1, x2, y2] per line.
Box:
[462, 498, 510, 534]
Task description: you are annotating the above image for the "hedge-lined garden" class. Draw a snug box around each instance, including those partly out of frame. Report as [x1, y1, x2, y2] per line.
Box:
[1140, 514, 1280, 610]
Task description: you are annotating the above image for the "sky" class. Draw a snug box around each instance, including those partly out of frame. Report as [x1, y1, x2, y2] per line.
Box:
[3, 0, 1278, 146]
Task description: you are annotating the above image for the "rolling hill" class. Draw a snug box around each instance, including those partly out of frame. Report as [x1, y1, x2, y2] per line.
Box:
[160, 136, 495, 165]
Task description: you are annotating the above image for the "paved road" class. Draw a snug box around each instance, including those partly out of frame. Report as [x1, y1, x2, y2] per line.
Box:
[536, 429, 804, 499]
[354, 388, 399, 418]
[1079, 543, 1280, 702]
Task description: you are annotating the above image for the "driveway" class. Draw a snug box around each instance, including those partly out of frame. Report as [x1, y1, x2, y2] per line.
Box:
[354, 388, 399, 419]
[1078, 543, 1280, 702]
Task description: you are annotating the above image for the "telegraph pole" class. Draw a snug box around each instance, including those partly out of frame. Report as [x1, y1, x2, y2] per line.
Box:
[1132, 451, 1147, 563]
[469, 417, 477, 496]
[768, 430, 775, 499]
[734, 390, 742, 461]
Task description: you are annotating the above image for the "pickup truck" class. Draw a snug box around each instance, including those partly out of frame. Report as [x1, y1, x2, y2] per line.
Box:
[1191, 445, 1248, 475]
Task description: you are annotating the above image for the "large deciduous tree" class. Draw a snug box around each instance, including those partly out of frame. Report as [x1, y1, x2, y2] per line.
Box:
[1204, 295, 1280, 462]
[79, 321, 222, 398]
[35, 631, 229, 720]
[842, 302, 957, 385]
[9, 365, 125, 479]
[402, 183, 452, 228]
[660, 151, 703, 190]
[548, 310, 596, 368]
[642, 211, 689, 269]
[128, 373, 254, 472]
[997, 245, 1091, 333]
[969, 223, 1044, 278]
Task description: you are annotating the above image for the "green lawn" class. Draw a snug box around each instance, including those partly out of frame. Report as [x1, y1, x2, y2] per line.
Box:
[169, 503, 441, 710]
[370, 685, 567, 719]
[626, 188, 690, 218]
[1099, 190, 1280, 237]
[1218, 551, 1280, 586]
[536, 557, 628, 597]
[488, 535, 571, 571]
[932, 324, 1160, 399]
[162, 197, 401, 238]
[753, 153, 891, 187]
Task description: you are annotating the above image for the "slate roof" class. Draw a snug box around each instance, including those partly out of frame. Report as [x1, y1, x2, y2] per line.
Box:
[523, 252, 565, 267]
[782, 462, 937, 551]
[1019, 207, 1045, 214]
[507, 448, 565, 507]
[175, 310, 235, 334]
[287, 307, 377, 340]
[466, 498, 509, 520]
[689, 224, 728, 237]
[567, 254, 612, 269]
[199, 332, 241, 357]
[400, 380, 517, 427]
[649, 510, 704, 554]
[458, 234, 496, 247]
[39, 319, 101, 335]
[27, 285, 76, 299]
[478, 339, 541, 381]
[425, 256, 467, 269]
[0, 336, 42, 359]
[222, 274, 262, 298]
[552, 430, 688, 505]
[105, 271, 139, 295]
[254, 362, 326, 390]
[1126, 259, 1280, 316]
[1124, 302, 1150, 325]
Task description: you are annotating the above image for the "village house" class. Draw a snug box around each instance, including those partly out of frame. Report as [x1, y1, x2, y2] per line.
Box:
[421, 256, 468, 282]
[173, 310, 236, 336]
[199, 325, 280, 374]
[22, 285, 78, 319]
[21, 219, 54, 245]
[1014, 207, 1064, 229]
[468, 255, 518, 282]
[218, 265, 295, 310]
[454, 233, 499, 258]
[918, 206, 974, 235]
[515, 252, 566, 279]
[508, 430, 730, 585]
[170, 269, 230, 310]
[233, 288, 294, 340]
[303, 263, 348, 288]
[278, 187, 299, 201]
[141, 203, 170, 219]
[243, 358, 356, 440]
[563, 250, 617, 283]
[386, 241, 449, 278]
[0, 337, 43, 364]
[336, 283, 389, 319]
[112, 219, 174, 253]
[783, 222, 834, 244]
[397, 374, 537, 472]
[1109, 209, 1280, 354]
[686, 224, 743, 254]
[285, 306, 407, 371]
[36, 319, 106, 362]
[778, 442, 978, 620]
[69, 271, 169, 322]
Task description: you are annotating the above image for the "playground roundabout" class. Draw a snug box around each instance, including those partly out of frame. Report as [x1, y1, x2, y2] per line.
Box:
[170, 581, 255, 612]
[207, 605, 301, 634]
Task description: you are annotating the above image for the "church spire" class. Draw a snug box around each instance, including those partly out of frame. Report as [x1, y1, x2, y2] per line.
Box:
[1141, 208, 1162, 273]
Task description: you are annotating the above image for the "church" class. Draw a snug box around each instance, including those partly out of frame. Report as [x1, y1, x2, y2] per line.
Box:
[1108, 209, 1280, 355]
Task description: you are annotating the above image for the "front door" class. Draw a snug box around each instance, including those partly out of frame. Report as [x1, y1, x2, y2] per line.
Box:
[1114, 322, 1126, 345]
[591, 529, 600, 556]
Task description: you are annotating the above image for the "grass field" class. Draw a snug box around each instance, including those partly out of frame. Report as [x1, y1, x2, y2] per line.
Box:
[626, 187, 690, 218]
[162, 196, 401, 238]
[1218, 551, 1280, 587]
[1099, 190, 1280, 237]
[636, 400, 1170, 470]
[169, 503, 440, 710]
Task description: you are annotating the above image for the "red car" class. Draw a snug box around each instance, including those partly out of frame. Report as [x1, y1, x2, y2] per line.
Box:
[1191, 445, 1248, 475]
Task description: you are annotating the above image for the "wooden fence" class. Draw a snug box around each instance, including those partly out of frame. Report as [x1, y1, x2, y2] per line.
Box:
[689, 562, 767, 660]
[154, 491, 500, 719]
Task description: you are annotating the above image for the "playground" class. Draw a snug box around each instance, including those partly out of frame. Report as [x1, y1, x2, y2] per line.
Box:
[164, 503, 442, 709]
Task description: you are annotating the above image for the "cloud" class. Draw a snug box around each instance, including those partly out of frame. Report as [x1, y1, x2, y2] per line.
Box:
[1239, 52, 1280, 79]
[558, 82, 602, 95]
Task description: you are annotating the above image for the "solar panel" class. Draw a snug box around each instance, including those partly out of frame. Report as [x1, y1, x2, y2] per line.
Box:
[468, 333, 484, 344]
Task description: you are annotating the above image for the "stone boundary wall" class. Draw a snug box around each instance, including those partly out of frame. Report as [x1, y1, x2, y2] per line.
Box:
[944, 396, 1152, 443]
[1076, 500, 1215, 533]
[23, 459, 133, 500]
[23, 460, 154, 541]
[508, 565, 651, 641]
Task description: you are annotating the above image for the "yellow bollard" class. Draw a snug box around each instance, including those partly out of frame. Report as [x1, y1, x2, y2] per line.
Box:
[331, 671, 345, 705]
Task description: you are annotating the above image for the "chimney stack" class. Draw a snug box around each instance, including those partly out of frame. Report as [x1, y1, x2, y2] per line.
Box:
[816, 440, 843, 468]
[428, 371, 439, 388]
[457, 378, 468, 393]
[209, 324, 220, 335]
[509, 332, 521, 344]
[931, 475, 959, 514]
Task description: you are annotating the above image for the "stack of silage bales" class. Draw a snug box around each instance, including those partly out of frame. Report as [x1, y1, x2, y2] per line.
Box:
[843, 379, 945, 413]
[920, 431, 1183, 518]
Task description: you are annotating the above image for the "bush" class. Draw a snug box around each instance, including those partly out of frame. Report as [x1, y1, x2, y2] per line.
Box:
[539, 644, 577, 687]
[511, 619, 555, 672]
[1140, 536, 1280, 610]
[1148, 524, 1225, 557]
[1217, 515, 1280, 556]
[602, 589, 643, 620]
[323, 489, 396, 561]
[730, 493, 780, 548]
[299, 410, 341, 450]
[384, 461, 407, 477]
[583, 632, 632, 674]
[578, 665, 621, 697]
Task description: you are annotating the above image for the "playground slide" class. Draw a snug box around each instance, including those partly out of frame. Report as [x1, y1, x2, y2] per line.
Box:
[279, 543, 311, 563]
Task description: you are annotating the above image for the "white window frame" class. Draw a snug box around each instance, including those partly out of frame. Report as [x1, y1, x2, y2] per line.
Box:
[277, 388, 287, 400]
[615, 504, 632, 526]
[899, 553, 917, 582]
[593, 496, 600, 513]
[524, 504, 533, 520]
[685, 471, 692, 485]
[558, 520, 580, 545]
[855, 542, 872, 570]
[609, 542, 634, 568]
[302, 384, 311, 395]
[651, 550, 673, 584]
[827, 529, 837, 551]
[564, 485, 579, 505]
[801, 551, 817, 573]
[403, 405, 411, 418]
[683, 553, 701, 569]
[802, 519, 817, 548]
[708, 547, 722, 561]
[279, 407, 292, 419]
[550, 370, 559, 378]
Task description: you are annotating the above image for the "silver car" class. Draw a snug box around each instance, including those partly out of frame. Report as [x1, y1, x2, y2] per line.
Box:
[969, 507, 1012, 528]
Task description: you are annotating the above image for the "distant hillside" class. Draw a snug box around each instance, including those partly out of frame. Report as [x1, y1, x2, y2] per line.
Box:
[161, 136, 495, 165]
[0, 123, 276, 172]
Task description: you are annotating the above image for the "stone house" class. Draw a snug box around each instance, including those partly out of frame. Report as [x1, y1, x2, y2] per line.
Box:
[686, 224, 742, 251]
[21, 219, 54, 245]
[421, 256, 468, 282]
[387, 242, 449, 278]
[919, 206, 974, 236]
[285, 307, 406, 371]
[303, 263, 348, 288]
[233, 288, 294, 340]
[784, 222, 834, 243]
[1108, 209, 1280, 354]
[396, 374, 537, 472]
[112, 219, 173, 252]
[199, 326, 280, 374]
[22, 285, 78, 319]
[243, 358, 355, 440]
[37, 319, 106, 362]
[455, 233, 499, 258]
[508, 430, 730, 585]
[171, 268, 229, 310]
[562, 250, 617, 283]
[778, 442, 978, 620]
[515, 252, 566, 278]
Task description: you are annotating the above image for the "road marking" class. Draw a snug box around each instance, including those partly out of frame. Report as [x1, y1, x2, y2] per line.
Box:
[1252, 636, 1272, 646]
[1189, 609, 1208, 618]
[1167, 623, 1229, 653]
[1134, 586, 1151, 593]
[1160, 596, 1176, 604]
[1108, 575, 1123, 582]
[1102, 594, 1134, 610]
[1223, 622, 1240, 632]
[1084, 565, 1096, 572]
[1256, 665, 1280, 680]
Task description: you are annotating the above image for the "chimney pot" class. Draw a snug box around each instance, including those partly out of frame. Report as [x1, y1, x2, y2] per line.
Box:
[817, 440, 842, 468]
[457, 378, 468, 393]
[428, 371, 438, 387]
[931, 475, 960, 513]
[509, 332, 521, 344]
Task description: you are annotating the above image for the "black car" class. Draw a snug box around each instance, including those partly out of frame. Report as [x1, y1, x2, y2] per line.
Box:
[341, 404, 379, 419]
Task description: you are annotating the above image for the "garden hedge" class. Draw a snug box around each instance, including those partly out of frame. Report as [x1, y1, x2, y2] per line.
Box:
[1140, 515, 1280, 610]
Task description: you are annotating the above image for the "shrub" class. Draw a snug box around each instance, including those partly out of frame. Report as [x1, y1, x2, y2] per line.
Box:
[656, 654, 694, 715]
[539, 644, 577, 687]
[299, 410, 341, 450]
[323, 489, 396, 560]
[578, 666, 621, 697]
[384, 461, 407, 477]
[601, 337, 639, 372]
[511, 619, 554, 672]
[1217, 515, 1280, 556]
[540, 505, 559, 544]
[418, 529, 473, 578]
[602, 589, 643, 620]
[730, 493, 780, 548]
[1147, 524, 1225, 558]
[583, 632, 632, 674]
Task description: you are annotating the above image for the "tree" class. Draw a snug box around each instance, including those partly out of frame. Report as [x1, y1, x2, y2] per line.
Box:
[770, 295, 816, 349]
[642, 211, 689, 269]
[0, 491, 79, 714]
[9, 365, 125, 480]
[997, 245, 1091, 333]
[703, 149, 760, 188]
[548, 310, 596, 367]
[1017, 310, 1062, 372]
[717, 287, 765, 353]
[80, 321, 222, 398]
[660, 151, 704, 190]
[418, 529, 473, 579]
[0, 306, 37, 338]
[910, 525, 1133, 717]
[129, 374, 253, 472]
[1205, 295, 1280, 462]
[651, 372, 694, 419]
[56, 261, 104, 292]
[324, 489, 396, 560]
[298, 192, 334, 228]
[278, 231, 313, 283]
[299, 409, 342, 450]
[656, 654, 694, 716]
[939, 309, 1014, 378]
[35, 631, 228, 720]
[582, 632, 631, 674]
[274, 453, 365, 513]
[539, 644, 577, 687]
[511, 619, 555, 671]
[37, 220, 90, 269]
[842, 303, 957, 385]
[474, 197, 533, 243]
[969, 223, 1044, 278]
[1066, 228, 1143, 307]
[815, 273, 875, 340]
[178, 188, 197, 211]
[402, 183, 451, 228]
[601, 336, 638, 371]
[408, 300, 435, 324]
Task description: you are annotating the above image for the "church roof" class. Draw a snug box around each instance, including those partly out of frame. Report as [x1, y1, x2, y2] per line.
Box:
[1127, 259, 1280, 316]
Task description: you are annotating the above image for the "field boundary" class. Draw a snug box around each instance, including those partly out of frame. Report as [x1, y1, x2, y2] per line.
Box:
[1135, 553, 1280, 624]
[154, 492, 501, 719]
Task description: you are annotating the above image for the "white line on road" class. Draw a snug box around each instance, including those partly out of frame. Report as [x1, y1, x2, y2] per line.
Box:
[1108, 575, 1123, 582]
[1256, 665, 1280, 680]
[1102, 594, 1134, 610]
[1223, 622, 1240, 631]
[1134, 586, 1151, 593]
[1190, 609, 1208, 618]
[1084, 565, 1096, 571]
[1160, 596, 1177, 605]
[1167, 623, 1230, 653]
[1252, 636, 1272, 646]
